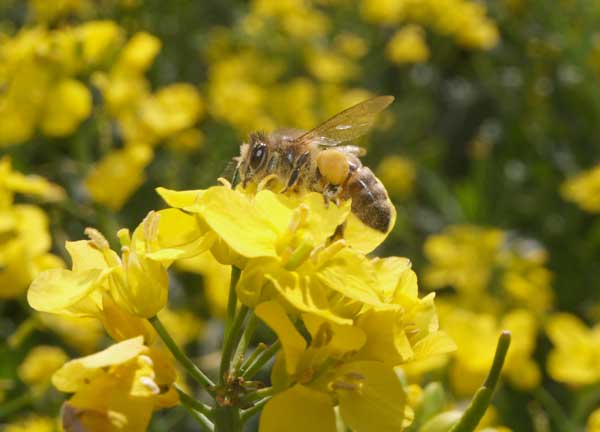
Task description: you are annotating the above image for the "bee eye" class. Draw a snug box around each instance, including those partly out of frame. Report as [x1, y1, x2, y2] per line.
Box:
[250, 143, 267, 170]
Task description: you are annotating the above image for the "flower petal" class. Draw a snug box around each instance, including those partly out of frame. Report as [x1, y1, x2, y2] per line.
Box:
[336, 361, 406, 432]
[259, 385, 336, 432]
[52, 336, 145, 392]
[28, 268, 103, 317]
[255, 300, 307, 375]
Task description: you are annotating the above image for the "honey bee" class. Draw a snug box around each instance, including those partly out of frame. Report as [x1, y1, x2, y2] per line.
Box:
[234, 95, 395, 233]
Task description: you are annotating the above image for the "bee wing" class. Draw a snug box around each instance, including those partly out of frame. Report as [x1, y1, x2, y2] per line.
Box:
[337, 145, 367, 157]
[220, 159, 240, 185]
[293, 95, 394, 147]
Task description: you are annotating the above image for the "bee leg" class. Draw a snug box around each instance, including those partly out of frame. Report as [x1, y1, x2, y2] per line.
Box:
[282, 151, 310, 193]
[323, 184, 342, 207]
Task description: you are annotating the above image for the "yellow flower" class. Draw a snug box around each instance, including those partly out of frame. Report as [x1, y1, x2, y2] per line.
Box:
[18, 345, 68, 387]
[424, 225, 505, 297]
[77, 21, 124, 66]
[561, 164, 600, 213]
[376, 155, 416, 199]
[3, 415, 56, 432]
[546, 313, 600, 386]
[254, 256, 453, 431]
[305, 49, 358, 83]
[37, 313, 103, 354]
[0, 157, 65, 203]
[359, 0, 404, 24]
[114, 32, 161, 74]
[140, 83, 204, 138]
[39, 78, 92, 137]
[440, 304, 540, 395]
[28, 0, 87, 23]
[588, 408, 600, 432]
[257, 301, 409, 432]
[166, 128, 205, 152]
[84, 145, 153, 210]
[499, 240, 553, 314]
[0, 207, 64, 298]
[54, 336, 178, 431]
[386, 26, 430, 64]
[29, 208, 208, 328]
[424, 225, 553, 315]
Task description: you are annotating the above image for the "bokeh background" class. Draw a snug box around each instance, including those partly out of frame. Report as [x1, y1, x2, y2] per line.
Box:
[1, 0, 600, 431]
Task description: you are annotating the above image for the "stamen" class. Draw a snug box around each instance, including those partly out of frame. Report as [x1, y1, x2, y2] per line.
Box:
[84, 227, 109, 250]
[344, 371, 366, 381]
[139, 376, 160, 394]
[331, 380, 357, 391]
[217, 177, 232, 188]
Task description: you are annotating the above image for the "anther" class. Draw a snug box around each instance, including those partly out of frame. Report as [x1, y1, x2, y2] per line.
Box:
[84, 227, 109, 250]
[331, 380, 357, 391]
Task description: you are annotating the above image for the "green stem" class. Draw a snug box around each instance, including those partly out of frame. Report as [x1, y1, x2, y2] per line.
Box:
[240, 397, 271, 423]
[180, 402, 215, 431]
[219, 305, 249, 383]
[241, 340, 281, 379]
[175, 385, 213, 418]
[232, 312, 258, 373]
[241, 387, 274, 405]
[449, 331, 511, 432]
[224, 266, 241, 338]
[0, 391, 33, 419]
[534, 387, 578, 432]
[214, 405, 241, 432]
[239, 343, 267, 374]
[149, 316, 215, 392]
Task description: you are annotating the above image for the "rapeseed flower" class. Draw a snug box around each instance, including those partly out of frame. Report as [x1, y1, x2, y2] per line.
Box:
[424, 225, 553, 315]
[0, 158, 65, 298]
[546, 313, 600, 386]
[37, 313, 104, 354]
[3, 415, 57, 432]
[561, 163, 600, 213]
[376, 155, 417, 199]
[439, 305, 539, 395]
[18, 346, 68, 389]
[53, 336, 178, 431]
[386, 26, 430, 64]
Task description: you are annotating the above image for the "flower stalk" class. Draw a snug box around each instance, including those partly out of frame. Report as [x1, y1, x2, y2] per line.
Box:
[449, 331, 511, 432]
[149, 315, 215, 392]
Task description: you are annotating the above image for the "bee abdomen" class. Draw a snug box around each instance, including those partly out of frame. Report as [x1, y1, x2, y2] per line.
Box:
[345, 167, 392, 233]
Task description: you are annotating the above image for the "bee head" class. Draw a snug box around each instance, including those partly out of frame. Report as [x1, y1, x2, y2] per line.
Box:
[240, 132, 269, 187]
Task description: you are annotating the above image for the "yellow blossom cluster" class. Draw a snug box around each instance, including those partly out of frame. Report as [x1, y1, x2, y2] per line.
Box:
[25, 180, 460, 431]
[0, 20, 204, 210]
[561, 163, 600, 213]
[156, 184, 456, 430]
[423, 224, 553, 394]
[360, 0, 499, 64]
[0, 158, 65, 299]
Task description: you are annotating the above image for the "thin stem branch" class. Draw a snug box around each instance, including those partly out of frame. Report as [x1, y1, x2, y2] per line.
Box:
[240, 397, 271, 423]
[224, 266, 241, 338]
[241, 387, 274, 404]
[149, 315, 215, 392]
[449, 331, 511, 432]
[0, 391, 33, 419]
[232, 311, 258, 373]
[241, 340, 281, 379]
[239, 343, 267, 374]
[175, 385, 213, 418]
[534, 388, 578, 432]
[219, 305, 249, 382]
[180, 403, 215, 431]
